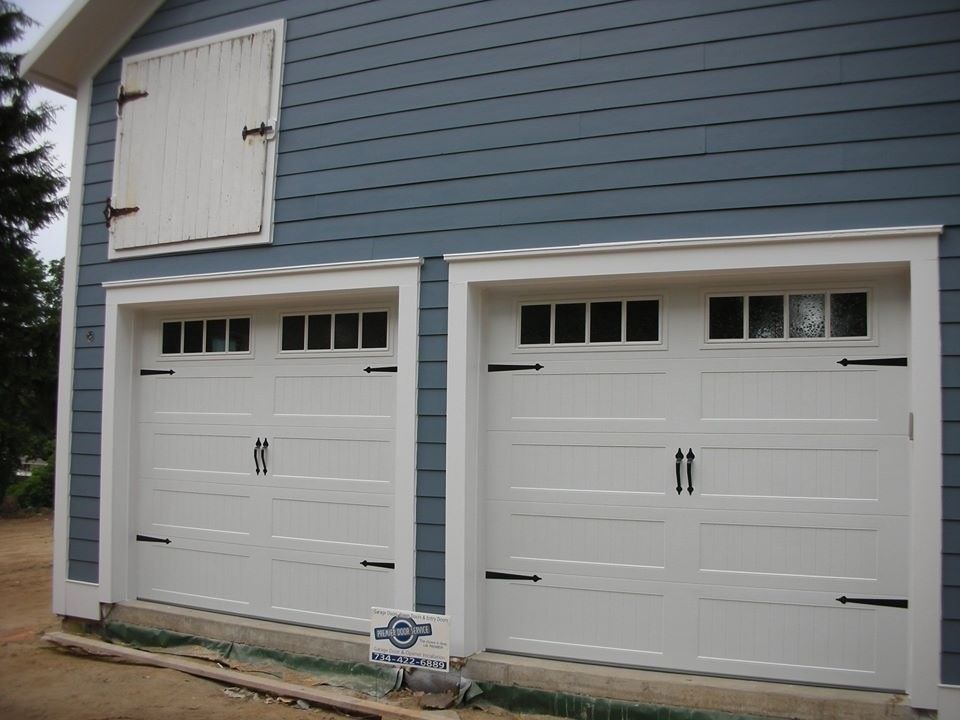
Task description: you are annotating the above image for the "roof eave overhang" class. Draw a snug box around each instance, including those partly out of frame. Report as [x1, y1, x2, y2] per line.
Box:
[20, 0, 164, 98]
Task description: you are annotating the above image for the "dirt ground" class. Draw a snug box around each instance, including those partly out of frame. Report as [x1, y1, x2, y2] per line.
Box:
[0, 514, 358, 720]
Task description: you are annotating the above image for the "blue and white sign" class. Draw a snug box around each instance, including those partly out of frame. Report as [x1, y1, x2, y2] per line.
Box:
[369, 607, 450, 672]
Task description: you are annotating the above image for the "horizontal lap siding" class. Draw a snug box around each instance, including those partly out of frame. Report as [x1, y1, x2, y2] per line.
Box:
[72, 0, 960, 676]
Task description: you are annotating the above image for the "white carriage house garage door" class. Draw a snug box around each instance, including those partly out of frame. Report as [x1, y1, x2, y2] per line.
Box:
[134, 298, 398, 632]
[482, 268, 910, 690]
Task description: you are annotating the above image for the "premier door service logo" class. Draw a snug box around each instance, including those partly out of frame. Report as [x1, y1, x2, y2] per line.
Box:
[374, 615, 433, 649]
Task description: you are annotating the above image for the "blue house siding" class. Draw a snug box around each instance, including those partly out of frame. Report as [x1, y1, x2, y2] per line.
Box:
[66, 0, 960, 679]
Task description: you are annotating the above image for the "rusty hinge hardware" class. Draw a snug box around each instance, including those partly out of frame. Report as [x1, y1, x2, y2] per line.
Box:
[242, 121, 274, 140]
[103, 199, 139, 228]
[116, 85, 148, 114]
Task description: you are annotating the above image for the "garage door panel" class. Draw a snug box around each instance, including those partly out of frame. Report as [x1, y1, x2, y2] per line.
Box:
[271, 370, 395, 429]
[143, 479, 253, 540]
[486, 431, 671, 502]
[267, 432, 393, 491]
[138, 371, 256, 424]
[269, 553, 393, 633]
[688, 435, 909, 515]
[270, 490, 393, 556]
[135, 304, 400, 634]
[483, 277, 910, 690]
[694, 512, 908, 593]
[485, 577, 667, 661]
[143, 426, 255, 482]
[138, 541, 253, 610]
[692, 586, 907, 689]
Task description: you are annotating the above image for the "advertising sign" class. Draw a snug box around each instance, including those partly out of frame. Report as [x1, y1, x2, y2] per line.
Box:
[369, 607, 450, 672]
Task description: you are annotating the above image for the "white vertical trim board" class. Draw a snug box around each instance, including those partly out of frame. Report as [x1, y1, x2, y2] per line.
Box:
[53, 77, 97, 619]
[98, 258, 421, 619]
[444, 226, 943, 711]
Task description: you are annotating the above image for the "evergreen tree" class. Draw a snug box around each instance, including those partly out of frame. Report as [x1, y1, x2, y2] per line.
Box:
[0, 2, 67, 499]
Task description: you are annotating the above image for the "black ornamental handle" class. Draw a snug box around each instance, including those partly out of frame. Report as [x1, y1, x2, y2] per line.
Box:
[686, 448, 695, 494]
[261, 438, 268, 475]
[254, 438, 261, 475]
[486, 571, 541, 582]
[675, 448, 683, 495]
[361, 560, 395, 569]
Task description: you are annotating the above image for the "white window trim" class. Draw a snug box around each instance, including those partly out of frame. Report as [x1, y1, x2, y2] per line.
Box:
[444, 226, 943, 711]
[96, 257, 421, 620]
[107, 19, 286, 260]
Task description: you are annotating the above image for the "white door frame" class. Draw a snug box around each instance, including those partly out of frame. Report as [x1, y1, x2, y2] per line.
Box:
[444, 227, 942, 709]
[98, 258, 421, 617]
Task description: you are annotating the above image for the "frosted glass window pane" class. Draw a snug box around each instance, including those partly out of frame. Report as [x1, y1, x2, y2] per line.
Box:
[555, 303, 586, 343]
[709, 296, 744, 339]
[748, 296, 784, 339]
[590, 302, 622, 342]
[626, 300, 659, 341]
[789, 294, 825, 338]
[205, 319, 226, 352]
[831, 292, 868, 337]
[520, 305, 550, 345]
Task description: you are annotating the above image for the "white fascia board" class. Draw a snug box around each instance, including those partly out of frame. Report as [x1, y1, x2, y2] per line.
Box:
[21, 0, 164, 97]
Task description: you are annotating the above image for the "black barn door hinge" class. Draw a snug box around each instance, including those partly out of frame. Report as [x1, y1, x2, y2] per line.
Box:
[136, 534, 170, 544]
[116, 85, 148, 115]
[242, 121, 274, 140]
[140, 369, 175, 376]
[486, 571, 541, 582]
[104, 199, 140, 228]
[364, 366, 398, 373]
[837, 357, 908, 367]
[836, 595, 908, 608]
[488, 363, 544, 372]
[361, 560, 395, 569]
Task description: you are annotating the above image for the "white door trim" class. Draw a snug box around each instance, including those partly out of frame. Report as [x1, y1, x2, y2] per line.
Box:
[99, 258, 421, 618]
[444, 226, 942, 710]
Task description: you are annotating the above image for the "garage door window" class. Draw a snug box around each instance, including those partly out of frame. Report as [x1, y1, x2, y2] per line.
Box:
[161, 317, 250, 355]
[519, 298, 660, 346]
[707, 290, 868, 342]
[280, 310, 389, 352]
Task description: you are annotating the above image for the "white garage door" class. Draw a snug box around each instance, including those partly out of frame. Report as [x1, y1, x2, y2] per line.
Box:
[134, 301, 398, 632]
[482, 272, 910, 690]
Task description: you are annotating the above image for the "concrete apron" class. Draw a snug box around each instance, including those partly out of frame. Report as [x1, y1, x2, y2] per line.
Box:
[100, 601, 916, 720]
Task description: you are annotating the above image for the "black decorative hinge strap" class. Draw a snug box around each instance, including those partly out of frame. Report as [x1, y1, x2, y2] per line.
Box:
[242, 121, 274, 140]
[104, 198, 140, 228]
[488, 364, 544, 372]
[838, 357, 908, 367]
[136, 534, 170, 544]
[364, 366, 398, 373]
[836, 595, 908, 608]
[486, 571, 541, 582]
[140, 369, 175, 376]
[361, 560, 395, 569]
[116, 85, 148, 114]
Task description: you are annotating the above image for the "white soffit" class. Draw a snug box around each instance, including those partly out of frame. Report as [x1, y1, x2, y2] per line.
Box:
[21, 0, 164, 97]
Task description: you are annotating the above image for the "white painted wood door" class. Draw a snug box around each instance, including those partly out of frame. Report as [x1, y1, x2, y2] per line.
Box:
[482, 272, 910, 690]
[133, 304, 396, 632]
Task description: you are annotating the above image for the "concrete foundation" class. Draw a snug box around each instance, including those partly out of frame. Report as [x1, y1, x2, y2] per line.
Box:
[100, 602, 923, 720]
